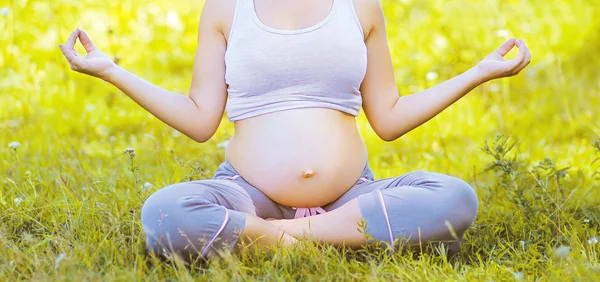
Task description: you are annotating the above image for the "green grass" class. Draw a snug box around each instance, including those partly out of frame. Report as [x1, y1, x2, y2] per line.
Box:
[1, 0, 599, 280]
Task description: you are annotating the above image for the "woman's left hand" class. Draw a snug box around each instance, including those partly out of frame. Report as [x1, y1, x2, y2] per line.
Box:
[475, 38, 532, 83]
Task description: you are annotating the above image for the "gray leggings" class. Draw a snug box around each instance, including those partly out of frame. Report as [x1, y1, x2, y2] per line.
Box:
[141, 160, 478, 259]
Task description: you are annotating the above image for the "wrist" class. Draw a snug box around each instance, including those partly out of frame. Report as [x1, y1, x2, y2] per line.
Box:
[100, 63, 122, 83]
[469, 64, 492, 85]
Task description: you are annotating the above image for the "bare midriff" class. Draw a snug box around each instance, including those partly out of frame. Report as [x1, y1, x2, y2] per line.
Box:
[226, 108, 368, 207]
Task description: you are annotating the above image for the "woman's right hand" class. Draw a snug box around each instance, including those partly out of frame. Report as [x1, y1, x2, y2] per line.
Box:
[59, 28, 116, 81]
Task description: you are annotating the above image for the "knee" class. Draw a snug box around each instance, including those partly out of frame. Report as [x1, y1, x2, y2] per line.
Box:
[140, 183, 234, 260]
[141, 183, 189, 229]
[414, 171, 478, 207]
[450, 176, 478, 212]
[141, 184, 195, 258]
[441, 175, 479, 232]
[409, 171, 479, 229]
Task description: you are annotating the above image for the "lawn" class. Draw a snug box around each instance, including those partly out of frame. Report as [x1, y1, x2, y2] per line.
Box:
[1, 0, 599, 280]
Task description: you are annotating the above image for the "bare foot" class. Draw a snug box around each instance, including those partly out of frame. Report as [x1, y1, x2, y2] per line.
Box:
[240, 216, 298, 247]
[268, 219, 302, 239]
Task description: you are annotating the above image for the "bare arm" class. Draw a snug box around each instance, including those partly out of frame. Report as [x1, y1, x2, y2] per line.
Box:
[359, 0, 531, 141]
[59, 0, 230, 143]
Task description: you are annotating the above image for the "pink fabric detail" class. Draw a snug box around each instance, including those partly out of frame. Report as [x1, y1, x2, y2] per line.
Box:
[224, 175, 240, 180]
[358, 177, 370, 184]
[376, 190, 395, 253]
[293, 206, 327, 219]
[201, 208, 230, 257]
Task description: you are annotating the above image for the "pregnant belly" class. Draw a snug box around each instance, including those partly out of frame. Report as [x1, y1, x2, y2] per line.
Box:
[226, 108, 368, 207]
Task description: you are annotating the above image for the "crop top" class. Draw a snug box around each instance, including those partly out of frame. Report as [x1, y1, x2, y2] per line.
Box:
[224, 0, 368, 122]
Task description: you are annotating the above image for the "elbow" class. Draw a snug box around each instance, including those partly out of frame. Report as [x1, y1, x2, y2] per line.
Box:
[187, 116, 221, 143]
[190, 132, 213, 143]
[374, 126, 403, 142]
[378, 132, 401, 142]
[380, 135, 395, 142]
[187, 129, 215, 144]
[192, 136, 210, 143]
[185, 133, 207, 143]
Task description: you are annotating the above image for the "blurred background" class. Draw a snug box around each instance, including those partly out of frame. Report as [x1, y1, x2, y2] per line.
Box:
[1, 0, 599, 184]
[1, 0, 600, 279]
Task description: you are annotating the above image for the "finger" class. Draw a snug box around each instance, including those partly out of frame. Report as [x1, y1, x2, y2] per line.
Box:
[505, 39, 526, 71]
[523, 41, 532, 63]
[79, 29, 97, 53]
[65, 28, 81, 50]
[59, 44, 82, 69]
[58, 44, 75, 62]
[514, 41, 532, 74]
[520, 41, 531, 65]
[495, 38, 516, 57]
[59, 44, 78, 66]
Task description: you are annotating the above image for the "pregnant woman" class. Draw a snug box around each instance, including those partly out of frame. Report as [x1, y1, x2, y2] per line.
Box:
[59, 0, 531, 261]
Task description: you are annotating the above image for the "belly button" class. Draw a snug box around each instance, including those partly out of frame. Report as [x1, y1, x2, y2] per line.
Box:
[302, 169, 316, 179]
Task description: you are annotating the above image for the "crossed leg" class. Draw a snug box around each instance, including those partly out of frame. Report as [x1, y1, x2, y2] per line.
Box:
[266, 171, 479, 253]
[141, 170, 478, 261]
[141, 179, 296, 261]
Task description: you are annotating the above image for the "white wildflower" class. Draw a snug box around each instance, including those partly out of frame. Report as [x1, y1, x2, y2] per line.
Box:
[512, 272, 524, 280]
[426, 71, 439, 81]
[8, 141, 21, 149]
[13, 197, 23, 206]
[588, 237, 599, 245]
[144, 133, 156, 140]
[495, 29, 510, 38]
[554, 245, 570, 258]
[584, 219, 591, 223]
[142, 182, 154, 192]
[55, 253, 66, 270]
[109, 136, 116, 142]
[489, 84, 500, 92]
[217, 140, 230, 149]
[123, 147, 136, 157]
[1, 7, 8, 16]
[172, 130, 181, 138]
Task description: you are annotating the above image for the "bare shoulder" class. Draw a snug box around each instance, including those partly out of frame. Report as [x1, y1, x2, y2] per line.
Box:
[351, 0, 384, 40]
[200, 0, 236, 40]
